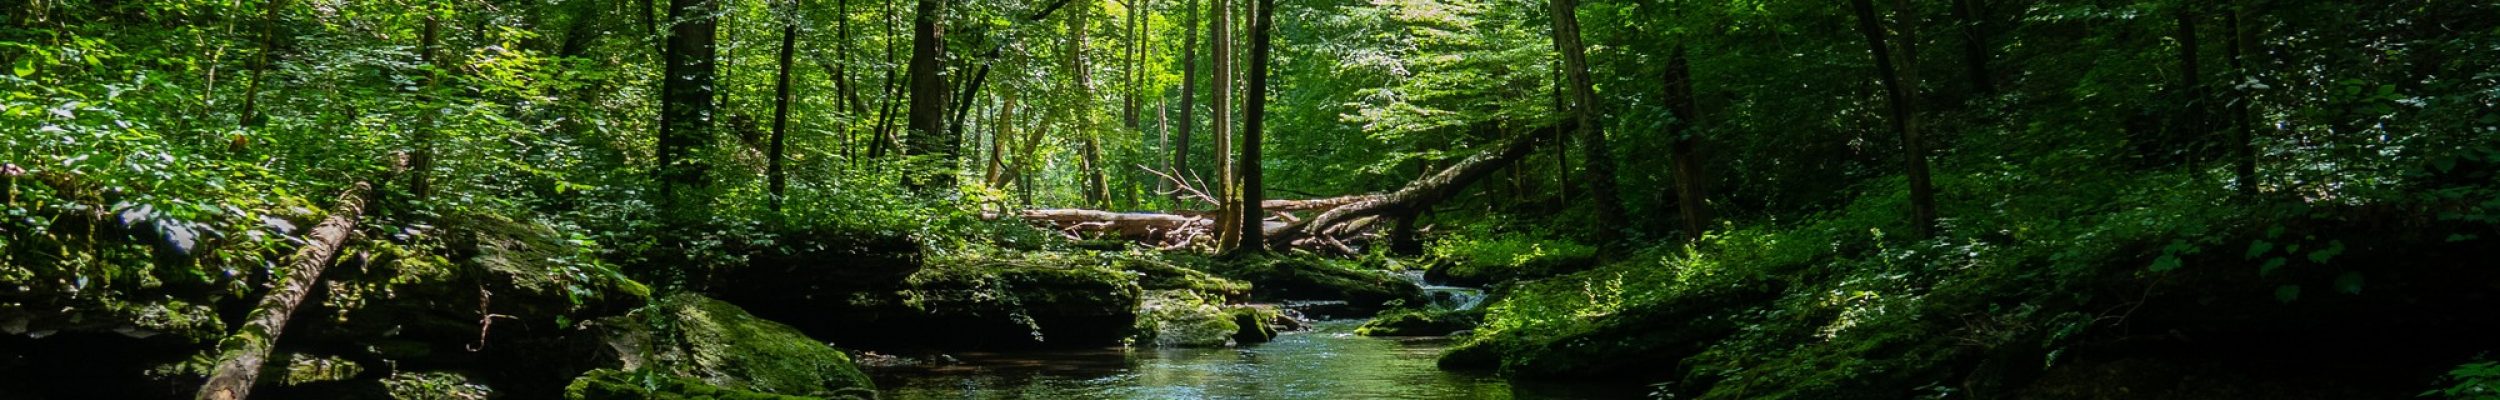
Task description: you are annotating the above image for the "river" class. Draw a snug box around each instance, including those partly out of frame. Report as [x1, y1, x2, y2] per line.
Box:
[865, 320, 1646, 399]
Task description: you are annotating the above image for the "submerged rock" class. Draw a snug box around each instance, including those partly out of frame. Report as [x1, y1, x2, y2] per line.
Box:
[590, 294, 875, 398]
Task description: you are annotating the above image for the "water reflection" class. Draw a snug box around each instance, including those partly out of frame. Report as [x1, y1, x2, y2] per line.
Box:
[870, 321, 1641, 400]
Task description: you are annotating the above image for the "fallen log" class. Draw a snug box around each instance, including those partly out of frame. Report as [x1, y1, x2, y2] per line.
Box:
[198, 156, 404, 400]
[1262, 194, 1384, 212]
[1271, 125, 1558, 248]
[1000, 123, 1559, 253]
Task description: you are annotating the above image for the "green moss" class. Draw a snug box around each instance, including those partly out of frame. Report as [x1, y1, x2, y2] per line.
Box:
[1355, 307, 1479, 337]
[1426, 234, 1598, 286]
[1187, 254, 1425, 310]
[566, 369, 849, 400]
[601, 294, 875, 398]
[1132, 290, 1240, 347]
[1227, 306, 1280, 344]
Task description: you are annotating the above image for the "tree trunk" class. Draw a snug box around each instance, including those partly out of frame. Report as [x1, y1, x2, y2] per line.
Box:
[768, 0, 801, 211]
[659, 0, 719, 212]
[1234, 0, 1273, 252]
[197, 157, 405, 400]
[1210, 0, 1237, 248]
[237, 0, 286, 127]
[1663, 44, 1711, 242]
[2174, 3, 2207, 164]
[1174, 0, 1201, 187]
[905, 0, 953, 189]
[2227, 1, 2257, 195]
[1950, 0, 1994, 95]
[1547, 0, 1623, 246]
[1850, 0, 1938, 238]
[1068, 0, 1113, 207]
[411, 12, 441, 201]
[837, 0, 867, 116]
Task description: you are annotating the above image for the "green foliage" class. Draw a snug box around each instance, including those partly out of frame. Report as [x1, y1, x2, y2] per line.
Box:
[2426, 360, 2500, 400]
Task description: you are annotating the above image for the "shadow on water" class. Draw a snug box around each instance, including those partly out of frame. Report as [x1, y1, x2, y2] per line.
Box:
[868, 320, 1645, 399]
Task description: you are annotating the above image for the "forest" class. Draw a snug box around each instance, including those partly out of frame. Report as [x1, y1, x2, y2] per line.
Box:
[3, 0, 2498, 398]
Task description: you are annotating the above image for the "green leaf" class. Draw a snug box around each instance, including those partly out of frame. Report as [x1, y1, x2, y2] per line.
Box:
[2274, 285, 2301, 304]
[2243, 240, 2274, 260]
[11, 58, 31, 77]
[2333, 272, 2364, 295]
[2258, 257, 2288, 276]
[2150, 255, 2183, 272]
[2265, 225, 2286, 239]
[2307, 240, 2345, 264]
[2449, 234, 2480, 242]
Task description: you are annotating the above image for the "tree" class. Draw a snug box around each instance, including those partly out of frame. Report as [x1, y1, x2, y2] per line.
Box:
[1233, 0, 1274, 252]
[2226, 0, 2258, 195]
[2175, 1, 2208, 165]
[905, 0, 953, 189]
[1173, 0, 1201, 191]
[1211, 0, 1238, 248]
[768, 0, 802, 211]
[410, 9, 442, 201]
[1547, 0, 1624, 246]
[659, 0, 720, 213]
[1950, 0, 1994, 95]
[1663, 44, 1710, 242]
[1849, 0, 1938, 238]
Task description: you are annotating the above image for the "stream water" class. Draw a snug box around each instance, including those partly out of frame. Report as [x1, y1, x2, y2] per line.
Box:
[866, 320, 1645, 399]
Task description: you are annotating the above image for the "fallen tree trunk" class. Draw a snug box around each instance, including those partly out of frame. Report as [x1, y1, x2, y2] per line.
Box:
[998, 124, 1560, 253]
[1271, 125, 1558, 248]
[198, 156, 404, 400]
[1262, 194, 1383, 212]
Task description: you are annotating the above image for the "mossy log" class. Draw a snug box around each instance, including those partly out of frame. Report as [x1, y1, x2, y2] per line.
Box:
[197, 156, 404, 400]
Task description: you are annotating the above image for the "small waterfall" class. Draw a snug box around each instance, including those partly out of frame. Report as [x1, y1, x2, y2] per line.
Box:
[1397, 271, 1487, 311]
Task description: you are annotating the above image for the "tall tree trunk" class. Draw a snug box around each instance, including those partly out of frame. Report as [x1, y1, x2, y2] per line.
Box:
[2227, 1, 2257, 195]
[906, 0, 953, 189]
[1071, 0, 1112, 207]
[1234, 0, 1273, 252]
[988, 94, 1015, 189]
[768, 0, 801, 211]
[837, 0, 867, 115]
[1124, 0, 1142, 129]
[1174, 0, 1201, 185]
[1211, 0, 1237, 248]
[2174, 3, 2207, 164]
[1950, 0, 1993, 95]
[659, 0, 720, 211]
[1850, 0, 1938, 238]
[237, 0, 286, 127]
[1663, 44, 1711, 242]
[1547, 0, 1624, 246]
[411, 12, 441, 201]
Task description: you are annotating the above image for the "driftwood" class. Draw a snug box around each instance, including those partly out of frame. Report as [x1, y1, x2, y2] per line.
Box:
[1004, 125, 1560, 253]
[198, 156, 404, 400]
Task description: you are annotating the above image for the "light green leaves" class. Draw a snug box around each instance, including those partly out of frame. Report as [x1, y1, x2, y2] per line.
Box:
[12, 57, 32, 77]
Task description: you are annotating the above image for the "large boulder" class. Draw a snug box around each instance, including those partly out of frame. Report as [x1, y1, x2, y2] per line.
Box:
[591, 294, 875, 398]
[1186, 255, 1425, 315]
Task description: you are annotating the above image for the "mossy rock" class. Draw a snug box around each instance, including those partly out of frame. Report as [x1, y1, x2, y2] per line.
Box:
[1133, 290, 1241, 347]
[753, 253, 1149, 350]
[596, 294, 875, 398]
[1228, 306, 1281, 344]
[1185, 254, 1425, 314]
[567, 368, 869, 400]
[1356, 307, 1479, 337]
